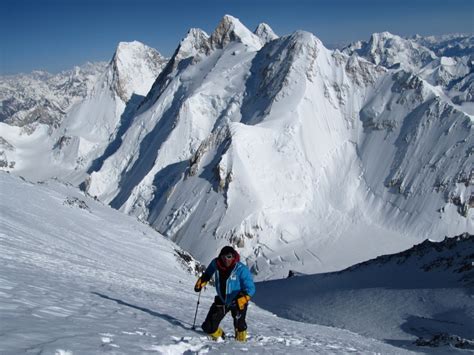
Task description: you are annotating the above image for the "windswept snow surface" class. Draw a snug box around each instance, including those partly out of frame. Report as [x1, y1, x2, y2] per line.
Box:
[255, 235, 474, 353]
[0, 172, 411, 354]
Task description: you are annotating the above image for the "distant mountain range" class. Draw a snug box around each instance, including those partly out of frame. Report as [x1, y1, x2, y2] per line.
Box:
[0, 62, 107, 128]
[1, 15, 472, 279]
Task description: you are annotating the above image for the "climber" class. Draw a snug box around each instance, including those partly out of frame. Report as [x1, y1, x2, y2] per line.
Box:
[194, 246, 256, 342]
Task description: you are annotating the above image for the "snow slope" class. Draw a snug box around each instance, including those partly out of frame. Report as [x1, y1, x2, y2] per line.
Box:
[0, 171, 410, 354]
[255, 234, 474, 353]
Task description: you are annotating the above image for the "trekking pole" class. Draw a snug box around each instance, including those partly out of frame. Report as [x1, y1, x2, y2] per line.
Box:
[191, 289, 202, 330]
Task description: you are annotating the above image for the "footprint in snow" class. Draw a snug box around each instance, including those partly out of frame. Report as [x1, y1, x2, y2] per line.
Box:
[142, 336, 210, 353]
[121, 329, 156, 337]
[100, 333, 120, 349]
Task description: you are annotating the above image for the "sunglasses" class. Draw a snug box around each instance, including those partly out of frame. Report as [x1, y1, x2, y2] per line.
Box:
[222, 254, 235, 260]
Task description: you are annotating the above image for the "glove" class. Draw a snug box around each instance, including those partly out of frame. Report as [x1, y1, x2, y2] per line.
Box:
[236, 295, 250, 310]
[194, 277, 207, 292]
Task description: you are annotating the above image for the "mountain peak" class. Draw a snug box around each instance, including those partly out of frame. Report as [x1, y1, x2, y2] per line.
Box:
[176, 28, 210, 60]
[111, 41, 167, 102]
[370, 31, 396, 41]
[116, 40, 146, 52]
[254, 23, 278, 44]
[113, 41, 163, 63]
[209, 14, 262, 50]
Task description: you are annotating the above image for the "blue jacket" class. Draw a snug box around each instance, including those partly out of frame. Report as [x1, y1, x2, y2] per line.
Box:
[203, 259, 256, 306]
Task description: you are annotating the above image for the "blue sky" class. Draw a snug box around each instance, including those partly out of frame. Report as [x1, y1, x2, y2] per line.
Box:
[1, 0, 473, 75]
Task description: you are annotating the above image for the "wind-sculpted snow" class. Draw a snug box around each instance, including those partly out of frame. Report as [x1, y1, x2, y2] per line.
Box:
[0, 172, 411, 354]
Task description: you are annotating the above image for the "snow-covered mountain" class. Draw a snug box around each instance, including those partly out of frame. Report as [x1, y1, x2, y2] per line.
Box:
[0, 41, 167, 183]
[0, 171, 411, 354]
[2, 16, 473, 281]
[255, 233, 474, 352]
[1, 16, 473, 353]
[79, 16, 473, 279]
[412, 34, 474, 58]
